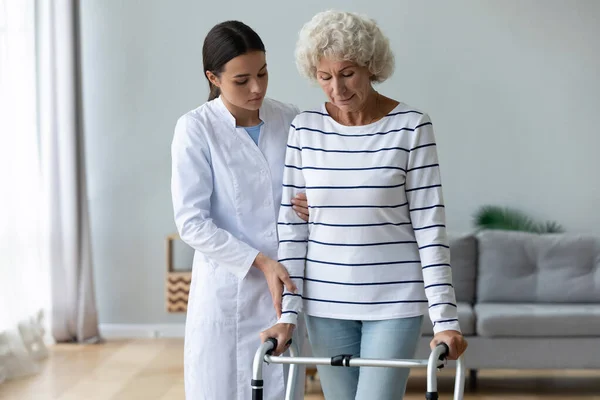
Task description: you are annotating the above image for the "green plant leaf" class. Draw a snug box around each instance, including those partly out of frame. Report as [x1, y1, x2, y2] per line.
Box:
[473, 205, 564, 234]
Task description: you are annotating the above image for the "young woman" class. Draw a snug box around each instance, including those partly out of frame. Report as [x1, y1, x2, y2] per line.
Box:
[170, 20, 308, 400]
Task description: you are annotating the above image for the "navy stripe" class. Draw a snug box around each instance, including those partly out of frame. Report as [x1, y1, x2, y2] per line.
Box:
[424, 283, 453, 289]
[282, 184, 306, 189]
[414, 224, 446, 231]
[285, 164, 406, 172]
[433, 318, 459, 325]
[279, 221, 412, 228]
[299, 277, 424, 286]
[309, 239, 417, 247]
[309, 202, 408, 209]
[406, 184, 442, 192]
[287, 144, 302, 151]
[281, 310, 298, 315]
[407, 163, 439, 172]
[306, 258, 421, 266]
[300, 109, 423, 117]
[419, 244, 450, 250]
[278, 258, 306, 262]
[293, 126, 420, 138]
[386, 110, 424, 117]
[296, 146, 410, 154]
[280, 239, 308, 243]
[422, 263, 451, 270]
[410, 143, 436, 152]
[429, 302, 457, 308]
[301, 110, 329, 116]
[409, 204, 444, 212]
[290, 183, 405, 190]
[414, 122, 433, 130]
[282, 293, 302, 298]
[303, 297, 428, 305]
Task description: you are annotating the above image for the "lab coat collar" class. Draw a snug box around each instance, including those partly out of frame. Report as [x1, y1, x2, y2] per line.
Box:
[214, 95, 266, 128]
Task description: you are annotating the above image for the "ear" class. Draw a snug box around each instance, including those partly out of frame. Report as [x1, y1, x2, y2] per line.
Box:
[205, 70, 220, 88]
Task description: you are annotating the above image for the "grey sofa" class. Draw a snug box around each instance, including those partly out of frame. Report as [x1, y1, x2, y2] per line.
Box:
[415, 229, 600, 386]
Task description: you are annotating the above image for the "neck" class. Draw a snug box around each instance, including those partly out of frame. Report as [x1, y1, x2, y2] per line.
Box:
[332, 90, 380, 126]
[221, 96, 261, 126]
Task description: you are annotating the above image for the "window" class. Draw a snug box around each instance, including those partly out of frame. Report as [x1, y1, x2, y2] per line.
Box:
[0, 0, 46, 337]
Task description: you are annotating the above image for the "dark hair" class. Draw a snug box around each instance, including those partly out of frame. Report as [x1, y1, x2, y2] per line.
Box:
[202, 21, 266, 101]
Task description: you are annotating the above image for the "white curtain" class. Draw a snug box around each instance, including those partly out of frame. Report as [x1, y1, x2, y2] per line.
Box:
[0, 0, 100, 384]
[38, 0, 100, 343]
[0, 0, 50, 383]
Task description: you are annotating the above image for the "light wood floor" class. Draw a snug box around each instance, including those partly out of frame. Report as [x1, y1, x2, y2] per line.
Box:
[1, 338, 599, 399]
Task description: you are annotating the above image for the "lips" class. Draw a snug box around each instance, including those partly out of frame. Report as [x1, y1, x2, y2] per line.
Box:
[337, 94, 355, 103]
[249, 97, 263, 102]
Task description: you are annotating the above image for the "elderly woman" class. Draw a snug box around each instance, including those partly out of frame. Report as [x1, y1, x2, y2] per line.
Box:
[261, 10, 468, 399]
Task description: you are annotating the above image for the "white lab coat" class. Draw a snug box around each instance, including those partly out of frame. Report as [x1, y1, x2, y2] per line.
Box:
[171, 96, 306, 400]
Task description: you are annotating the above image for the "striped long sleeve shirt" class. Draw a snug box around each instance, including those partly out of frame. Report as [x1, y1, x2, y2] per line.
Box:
[276, 102, 461, 335]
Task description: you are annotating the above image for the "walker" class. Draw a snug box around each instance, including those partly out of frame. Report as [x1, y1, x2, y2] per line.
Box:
[251, 337, 465, 400]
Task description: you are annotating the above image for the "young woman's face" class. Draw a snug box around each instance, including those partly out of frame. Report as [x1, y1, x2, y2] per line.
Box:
[207, 50, 268, 112]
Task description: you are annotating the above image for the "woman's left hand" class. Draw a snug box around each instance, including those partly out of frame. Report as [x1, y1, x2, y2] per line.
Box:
[430, 330, 468, 360]
[291, 192, 309, 222]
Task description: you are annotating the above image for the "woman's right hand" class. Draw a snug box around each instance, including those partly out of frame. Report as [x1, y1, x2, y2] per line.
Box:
[291, 192, 309, 222]
[260, 323, 295, 356]
[254, 253, 297, 318]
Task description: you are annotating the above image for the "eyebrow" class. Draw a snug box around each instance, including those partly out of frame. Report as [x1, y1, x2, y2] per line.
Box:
[233, 63, 267, 78]
[317, 65, 354, 74]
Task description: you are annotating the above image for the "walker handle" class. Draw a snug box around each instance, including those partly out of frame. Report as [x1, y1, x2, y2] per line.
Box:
[438, 343, 450, 361]
[265, 337, 293, 356]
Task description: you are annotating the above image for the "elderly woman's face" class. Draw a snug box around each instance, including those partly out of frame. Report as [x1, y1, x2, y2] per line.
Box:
[316, 58, 373, 112]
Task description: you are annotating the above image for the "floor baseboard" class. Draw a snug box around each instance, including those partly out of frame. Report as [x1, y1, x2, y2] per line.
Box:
[99, 324, 185, 339]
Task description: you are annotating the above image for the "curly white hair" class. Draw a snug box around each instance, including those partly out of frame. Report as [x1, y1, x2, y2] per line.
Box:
[295, 10, 395, 83]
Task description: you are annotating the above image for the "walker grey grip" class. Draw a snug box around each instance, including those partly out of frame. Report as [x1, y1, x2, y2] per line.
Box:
[331, 354, 353, 367]
[439, 343, 450, 360]
[437, 342, 450, 370]
[265, 337, 292, 355]
[265, 338, 278, 355]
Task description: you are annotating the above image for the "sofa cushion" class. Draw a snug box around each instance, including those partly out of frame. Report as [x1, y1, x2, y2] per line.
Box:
[475, 303, 600, 337]
[476, 230, 600, 303]
[448, 234, 478, 304]
[421, 302, 475, 336]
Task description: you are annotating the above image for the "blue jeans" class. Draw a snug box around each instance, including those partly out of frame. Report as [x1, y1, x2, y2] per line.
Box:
[305, 314, 423, 400]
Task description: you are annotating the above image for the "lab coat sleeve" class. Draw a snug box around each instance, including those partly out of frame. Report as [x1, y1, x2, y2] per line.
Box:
[171, 114, 259, 280]
[276, 124, 309, 325]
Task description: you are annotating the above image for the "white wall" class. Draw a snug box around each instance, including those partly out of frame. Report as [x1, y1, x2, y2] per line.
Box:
[79, 0, 600, 325]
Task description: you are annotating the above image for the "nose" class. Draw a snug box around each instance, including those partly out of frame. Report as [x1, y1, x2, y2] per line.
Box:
[249, 78, 262, 94]
[331, 78, 346, 98]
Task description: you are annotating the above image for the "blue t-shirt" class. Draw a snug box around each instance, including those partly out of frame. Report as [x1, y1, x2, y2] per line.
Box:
[241, 121, 264, 146]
